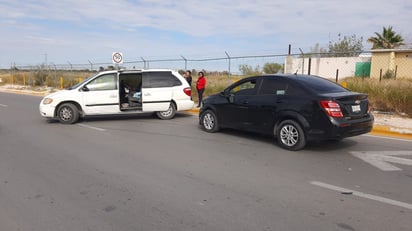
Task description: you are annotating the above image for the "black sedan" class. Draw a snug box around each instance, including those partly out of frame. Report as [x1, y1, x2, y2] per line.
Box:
[199, 74, 374, 151]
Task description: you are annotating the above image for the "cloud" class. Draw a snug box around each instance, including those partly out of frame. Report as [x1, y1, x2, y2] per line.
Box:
[0, 0, 411, 66]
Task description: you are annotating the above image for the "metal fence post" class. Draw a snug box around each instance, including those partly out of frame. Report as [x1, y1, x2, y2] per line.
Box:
[181, 56, 187, 70]
[225, 51, 231, 84]
[379, 69, 382, 82]
[308, 58, 311, 75]
[88, 60, 93, 71]
[335, 69, 339, 82]
[299, 48, 304, 75]
[394, 65, 398, 80]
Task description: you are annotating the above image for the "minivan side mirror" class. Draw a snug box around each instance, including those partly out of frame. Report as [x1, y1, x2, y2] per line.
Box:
[81, 86, 89, 92]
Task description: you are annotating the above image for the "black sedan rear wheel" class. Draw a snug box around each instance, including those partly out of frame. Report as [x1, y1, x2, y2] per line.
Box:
[276, 120, 306, 151]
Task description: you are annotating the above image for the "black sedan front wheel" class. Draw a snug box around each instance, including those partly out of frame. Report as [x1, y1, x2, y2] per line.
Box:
[200, 110, 219, 133]
[276, 120, 306, 151]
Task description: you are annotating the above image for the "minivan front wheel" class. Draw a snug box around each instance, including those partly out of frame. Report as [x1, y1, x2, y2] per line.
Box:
[276, 120, 306, 151]
[156, 103, 176, 120]
[57, 103, 79, 124]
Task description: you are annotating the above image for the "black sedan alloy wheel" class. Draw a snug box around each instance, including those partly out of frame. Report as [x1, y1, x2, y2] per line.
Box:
[276, 120, 306, 151]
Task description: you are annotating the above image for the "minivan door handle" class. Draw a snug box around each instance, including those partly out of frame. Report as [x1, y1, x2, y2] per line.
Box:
[144, 93, 151, 96]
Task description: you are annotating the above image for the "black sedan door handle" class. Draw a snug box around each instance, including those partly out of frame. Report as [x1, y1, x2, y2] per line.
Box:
[242, 100, 249, 104]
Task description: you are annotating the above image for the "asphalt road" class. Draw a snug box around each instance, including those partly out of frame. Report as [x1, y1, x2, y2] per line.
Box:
[1, 92, 411, 231]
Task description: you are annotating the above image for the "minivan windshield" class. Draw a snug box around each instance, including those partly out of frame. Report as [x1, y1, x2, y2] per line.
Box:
[66, 74, 97, 90]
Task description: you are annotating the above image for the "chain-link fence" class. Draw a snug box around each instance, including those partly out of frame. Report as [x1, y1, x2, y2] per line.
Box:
[1, 49, 412, 89]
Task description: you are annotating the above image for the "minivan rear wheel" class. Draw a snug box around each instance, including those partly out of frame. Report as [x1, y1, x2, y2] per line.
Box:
[276, 120, 306, 151]
[156, 103, 176, 120]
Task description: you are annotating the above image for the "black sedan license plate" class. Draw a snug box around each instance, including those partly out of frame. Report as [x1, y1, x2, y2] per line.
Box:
[352, 105, 361, 112]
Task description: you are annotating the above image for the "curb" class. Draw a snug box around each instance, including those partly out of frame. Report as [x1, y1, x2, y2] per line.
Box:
[185, 108, 412, 140]
[369, 125, 412, 140]
[185, 108, 200, 114]
[0, 88, 48, 96]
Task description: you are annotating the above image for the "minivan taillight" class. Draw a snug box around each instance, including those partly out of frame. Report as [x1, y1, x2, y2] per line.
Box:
[183, 87, 192, 97]
[320, 100, 343, 118]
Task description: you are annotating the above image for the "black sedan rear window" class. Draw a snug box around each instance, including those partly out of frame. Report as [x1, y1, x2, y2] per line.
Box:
[295, 76, 348, 93]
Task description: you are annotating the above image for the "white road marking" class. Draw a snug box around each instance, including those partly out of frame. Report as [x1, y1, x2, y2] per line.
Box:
[351, 151, 412, 171]
[0, 103, 8, 107]
[77, 123, 106, 132]
[310, 181, 412, 210]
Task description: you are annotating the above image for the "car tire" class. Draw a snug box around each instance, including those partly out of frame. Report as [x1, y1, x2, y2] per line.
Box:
[276, 120, 306, 151]
[156, 103, 176, 120]
[200, 110, 219, 133]
[57, 103, 79, 124]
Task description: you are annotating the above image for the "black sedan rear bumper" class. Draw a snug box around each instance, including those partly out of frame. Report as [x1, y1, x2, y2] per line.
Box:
[307, 115, 374, 141]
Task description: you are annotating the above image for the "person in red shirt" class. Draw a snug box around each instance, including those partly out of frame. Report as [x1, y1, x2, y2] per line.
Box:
[196, 71, 206, 107]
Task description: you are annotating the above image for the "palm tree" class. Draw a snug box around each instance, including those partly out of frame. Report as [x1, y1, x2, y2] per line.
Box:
[367, 26, 404, 49]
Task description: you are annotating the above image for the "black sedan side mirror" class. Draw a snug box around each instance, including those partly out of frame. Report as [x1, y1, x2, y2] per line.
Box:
[221, 89, 234, 103]
[228, 94, 235, 103]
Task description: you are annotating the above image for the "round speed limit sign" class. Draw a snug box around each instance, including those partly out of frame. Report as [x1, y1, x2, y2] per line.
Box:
[112, 52, 123, 64]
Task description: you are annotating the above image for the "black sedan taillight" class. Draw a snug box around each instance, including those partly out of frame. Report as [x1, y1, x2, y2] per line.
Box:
[320, 100, 343, 118]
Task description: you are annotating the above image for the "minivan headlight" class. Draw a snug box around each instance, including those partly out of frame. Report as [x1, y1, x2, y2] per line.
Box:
[42, 98, 53, 105]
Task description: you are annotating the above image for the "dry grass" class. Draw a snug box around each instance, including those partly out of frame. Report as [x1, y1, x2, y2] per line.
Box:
[191, 74, 242, 101]
[0, 70, 90, 88]
[342, 77, 412, 117]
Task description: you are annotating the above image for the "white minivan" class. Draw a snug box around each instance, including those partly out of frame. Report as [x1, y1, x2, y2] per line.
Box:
[39, 69, 194, 124]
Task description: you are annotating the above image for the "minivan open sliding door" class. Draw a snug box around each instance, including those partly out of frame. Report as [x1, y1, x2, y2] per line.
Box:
[141, 72, 173, 112]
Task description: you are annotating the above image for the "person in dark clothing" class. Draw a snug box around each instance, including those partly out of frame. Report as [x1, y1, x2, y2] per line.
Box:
[183, 70, 192, 86]
[119, 80, 128, 105]
[196, 71, 206, 107]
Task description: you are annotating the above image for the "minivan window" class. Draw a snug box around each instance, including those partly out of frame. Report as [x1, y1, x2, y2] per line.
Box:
[143, 72, 182, 88]
[85, 74, 117, 91]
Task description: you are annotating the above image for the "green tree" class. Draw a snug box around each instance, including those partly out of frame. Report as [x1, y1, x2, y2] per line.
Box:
[309, 43, 328, 57]
[367, 26, 404, 49]
[263, 63, 283, 74]
[328, 34, 363, 57]
[238, 64, 261, 75]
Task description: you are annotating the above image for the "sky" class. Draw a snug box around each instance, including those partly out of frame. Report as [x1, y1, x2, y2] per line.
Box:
[0, 0, 411, 69]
